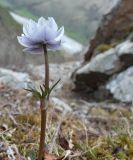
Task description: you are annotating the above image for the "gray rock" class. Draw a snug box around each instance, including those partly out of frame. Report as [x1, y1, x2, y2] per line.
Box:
[76, 48, 118, 75]
[51, 97, 72, 112]
[106, 66, 133, 102]
[116, 40, 133, 56]
[84, 0, 133, 61]
[0, 68, 30, 89]
[73, 40, 133, 90]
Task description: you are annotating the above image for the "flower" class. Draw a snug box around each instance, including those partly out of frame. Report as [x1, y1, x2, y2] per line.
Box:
[17, 17, 64, 53]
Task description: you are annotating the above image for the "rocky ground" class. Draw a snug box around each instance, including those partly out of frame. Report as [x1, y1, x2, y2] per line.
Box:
[1, 61, 133, 160]
[72, 0, 133, 104]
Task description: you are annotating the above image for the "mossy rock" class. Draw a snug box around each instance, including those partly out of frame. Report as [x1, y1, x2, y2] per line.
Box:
[95, 44, 112, 53]
[127, 32, 133, 42]
[94, 44, 113, 54]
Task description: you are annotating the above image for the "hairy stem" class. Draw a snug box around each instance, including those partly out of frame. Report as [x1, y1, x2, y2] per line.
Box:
[43, 44, 49, 92]
[38, 44, 49, 160]
[38, 100, 47, 160]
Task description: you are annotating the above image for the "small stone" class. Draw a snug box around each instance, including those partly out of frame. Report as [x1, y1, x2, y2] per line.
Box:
[0, 68, 31, 89]
[51, 97, 72, 112]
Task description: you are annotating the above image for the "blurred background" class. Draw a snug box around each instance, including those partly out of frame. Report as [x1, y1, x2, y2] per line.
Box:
[0, 0, 118, 67]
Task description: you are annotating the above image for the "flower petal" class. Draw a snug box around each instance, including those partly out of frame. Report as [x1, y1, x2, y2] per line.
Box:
[47, 17, 58, 31]
[47, 39, 61, 45]
[18, 17, 64, 51]
[17, 36, 39, 48]
[23, 20, 37, 38]
[23, 24, 29, 36]
[54, 26, 64, 42]
[45, 26, 57, 42]
[47, 40, 61, 50]
[24, 24, 45, 43]
[38, 17, 46, 26]
[23, 47, 43, 54]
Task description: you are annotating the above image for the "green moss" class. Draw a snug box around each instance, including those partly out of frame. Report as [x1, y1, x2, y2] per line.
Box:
[95, 44, 113, 53]
[127, 32, 133, 42]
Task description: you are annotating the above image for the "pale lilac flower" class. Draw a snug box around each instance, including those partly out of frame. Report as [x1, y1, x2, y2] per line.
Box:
[17, 17, 64, 53]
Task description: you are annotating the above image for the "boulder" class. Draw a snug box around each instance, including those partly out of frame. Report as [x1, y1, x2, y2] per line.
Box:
[106, 66, 133, 102]
[51, 97, 72, 113]
[84, 0, 133, 61]
[72, 40, 133, 90]
[0, 68, 30, 89]
[72, 0, 133, 95]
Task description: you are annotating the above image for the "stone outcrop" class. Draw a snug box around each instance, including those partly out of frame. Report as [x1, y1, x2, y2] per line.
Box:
[0, 68, 30, 89]
[84, 0, 133, 61]
[72, 0, 133, 102]
[106, 66, 133, 102]
[73, 40, 133, 91]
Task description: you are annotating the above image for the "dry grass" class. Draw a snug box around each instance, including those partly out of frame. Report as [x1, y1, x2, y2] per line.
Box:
[1, 85, 133, 159]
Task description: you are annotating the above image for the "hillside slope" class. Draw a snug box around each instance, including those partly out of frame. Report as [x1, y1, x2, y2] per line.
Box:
[0, 6, 24, 67]
[0, 0, 119, 44]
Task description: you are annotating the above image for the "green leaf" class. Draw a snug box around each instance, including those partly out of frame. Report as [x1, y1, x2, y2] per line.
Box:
[48, 79, 61, 97]
[32, 91, 42, 99]
[24, 88, 34, 92]
[24, 87, 42, 99]
[24, 79, 60, 100]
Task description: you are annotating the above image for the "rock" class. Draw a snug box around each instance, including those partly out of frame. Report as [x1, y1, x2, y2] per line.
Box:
[72, 48, 117, 90]
[0, 68, 31, 89]
[50, 97, 72, 112]
[106, 66, 133, 102]
[72, 0, 133, 101]
[84, 0, 133, 61]
[76, 48, 118, 74]
[116, 40, 133, 55]
[73, 40, 133, 90]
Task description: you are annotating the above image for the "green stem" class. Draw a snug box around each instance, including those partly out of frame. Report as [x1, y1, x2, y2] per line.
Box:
[38, 44, 49, 160]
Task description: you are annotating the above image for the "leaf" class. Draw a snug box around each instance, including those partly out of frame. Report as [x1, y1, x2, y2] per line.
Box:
[24, 79, 60, 100]
[24, 88, 34, 92]
[40, 85, 46, 98]
[40, 85, 44, 94]
[25, 86, 41, 99]
[32, 91, 42, 99]
[48, 79, 61, 97]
